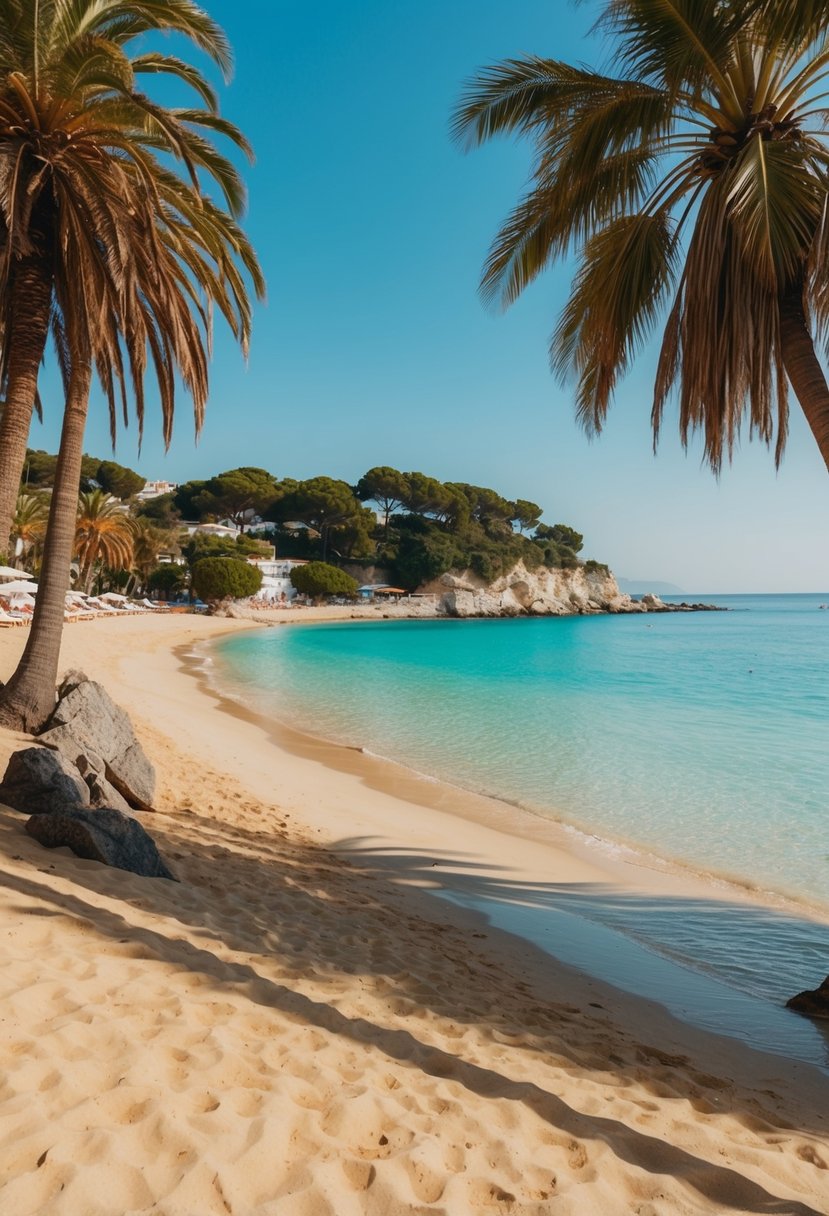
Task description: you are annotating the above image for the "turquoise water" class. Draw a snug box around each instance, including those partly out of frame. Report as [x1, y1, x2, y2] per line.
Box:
[211, 595, 829, 1067]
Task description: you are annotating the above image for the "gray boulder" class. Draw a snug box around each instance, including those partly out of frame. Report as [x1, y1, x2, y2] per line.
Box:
[84, 769, 132, 814]
[105, 741, 155, 811]
[787, 976, 829, 1020]
[0, 747, 90, 815]
[39, 679, 155, 810]
[26, 807, 177, 881]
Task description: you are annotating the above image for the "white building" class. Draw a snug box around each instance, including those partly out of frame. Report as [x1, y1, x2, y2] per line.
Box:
[135, 479, 178, 502]
[248, 558, 308, 602]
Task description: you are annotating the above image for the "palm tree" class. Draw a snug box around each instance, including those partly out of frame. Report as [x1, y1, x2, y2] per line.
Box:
[0, 8, 264, 730]
[10, 492, 49, 568]
[453, 0, 829, 471]
[74, 490, 133, 593]
[0, 0, 252, 555]
[129, 516, 180, 593]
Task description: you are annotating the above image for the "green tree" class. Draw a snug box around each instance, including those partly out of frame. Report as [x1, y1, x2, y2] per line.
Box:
[356, 466, 410, 535]
[134, 492, 180, 528]
[0, 2, 263, 730]
[512, 499, 543, 534]
[95, 461, 146, 501]
[454, 1, 829, 470]
[290, 562, 358, 601]
[174, 481, 209, 521]
[148, 565, 187, 598]
[270, 477, 370, 560]
[21, 450, 57, 489]
[392, 527, 464, 590]
[194, 467, 279, 530]
[401, 472, 449, 518]
[534, 524, 584, 554]
[191, 557, 262, 604]
[447, 483, 514, 536]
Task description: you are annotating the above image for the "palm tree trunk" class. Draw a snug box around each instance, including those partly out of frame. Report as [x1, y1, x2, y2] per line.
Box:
[780, 286, 829, 471]
[0, 364, 91, 733]
[0, 256, 54, 557]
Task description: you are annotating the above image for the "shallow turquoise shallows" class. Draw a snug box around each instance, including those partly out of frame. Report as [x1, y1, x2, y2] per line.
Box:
[212, 594, 829, 1067]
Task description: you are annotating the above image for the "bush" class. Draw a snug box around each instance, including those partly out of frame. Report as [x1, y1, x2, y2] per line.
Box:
[584, 560, 610, 576]
[191, 557, 262, 603]
[148, 565, 187, 597]
[290, 561, 358, 600]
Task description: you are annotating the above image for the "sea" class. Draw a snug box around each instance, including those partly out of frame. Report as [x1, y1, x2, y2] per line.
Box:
[208, 594, 829, 1070]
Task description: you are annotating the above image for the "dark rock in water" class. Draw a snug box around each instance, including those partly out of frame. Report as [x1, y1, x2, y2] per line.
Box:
[39, 678, 155, 810]
[0, 747, 90, 815]
[26, 807, 177, 881]
[787, 976, 829, 1020]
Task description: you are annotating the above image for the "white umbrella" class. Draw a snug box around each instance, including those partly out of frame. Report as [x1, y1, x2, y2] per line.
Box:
[0, 580, 38, 595]
[99, 591, 128, 602]
[8, 593, 35, 606]
[0, 566, 31, 580]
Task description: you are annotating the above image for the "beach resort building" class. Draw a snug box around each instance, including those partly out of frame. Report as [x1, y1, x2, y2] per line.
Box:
[248, 558, 308, 603]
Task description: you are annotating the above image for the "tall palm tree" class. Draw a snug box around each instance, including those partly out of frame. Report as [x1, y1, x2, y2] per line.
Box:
[0, 0, 252, 555]
[74, 490, 133, 593]
[453, 0, 829, 471]
[0, 9, 264, 731]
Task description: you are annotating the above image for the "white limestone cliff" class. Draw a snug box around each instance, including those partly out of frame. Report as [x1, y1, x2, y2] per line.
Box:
[422, 562, 649, 618]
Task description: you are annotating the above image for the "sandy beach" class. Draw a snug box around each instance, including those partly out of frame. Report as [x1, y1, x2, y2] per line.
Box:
[0, 612, 827, 1215]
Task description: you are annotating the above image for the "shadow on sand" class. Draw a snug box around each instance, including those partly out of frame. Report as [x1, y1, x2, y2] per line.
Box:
[1, 802, 828, 1215]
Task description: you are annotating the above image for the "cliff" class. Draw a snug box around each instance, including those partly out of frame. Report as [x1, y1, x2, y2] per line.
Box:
[418, 562, 722, 617]
[421, 562, 638, 617]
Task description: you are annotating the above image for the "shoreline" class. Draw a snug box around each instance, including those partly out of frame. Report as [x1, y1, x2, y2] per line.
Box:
[204, 621, 829, 928]
[1, 614, 828, 1214]
[199, 624, 829, 1069]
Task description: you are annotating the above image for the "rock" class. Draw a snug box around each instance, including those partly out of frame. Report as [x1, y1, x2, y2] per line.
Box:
[25, 807, 176, 880]
[786, 976, 829, 1020]
[84, 770, 132, 814]
[39, 679, 155, 810]
[104, 742, 155, 811]
[57, 669, 91, 699]
[46, 681, 136, 761]
[0, 747, 90, 816]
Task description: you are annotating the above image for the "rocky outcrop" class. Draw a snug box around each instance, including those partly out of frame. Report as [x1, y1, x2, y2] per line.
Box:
[26, 807, 177, 881]
[422, 563, 641, 618]
[38, 677, 156, 810]
[787, 976, 829, 1020]
[0, 747, 91, 816]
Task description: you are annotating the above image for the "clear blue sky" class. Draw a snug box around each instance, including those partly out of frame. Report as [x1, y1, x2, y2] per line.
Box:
[30, 0, 829, 592]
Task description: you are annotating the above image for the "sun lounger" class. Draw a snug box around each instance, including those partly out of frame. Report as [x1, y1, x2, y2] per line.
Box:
[86, 598, 121, 616]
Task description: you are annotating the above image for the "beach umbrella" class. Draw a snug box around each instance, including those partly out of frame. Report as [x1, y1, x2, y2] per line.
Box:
[0, 566, 32, 580]
[0, 580, 38, 595]
[99, 592, 128, 602]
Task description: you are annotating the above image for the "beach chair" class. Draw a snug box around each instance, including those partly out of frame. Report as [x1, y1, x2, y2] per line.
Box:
[86, 597, 120, 616]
